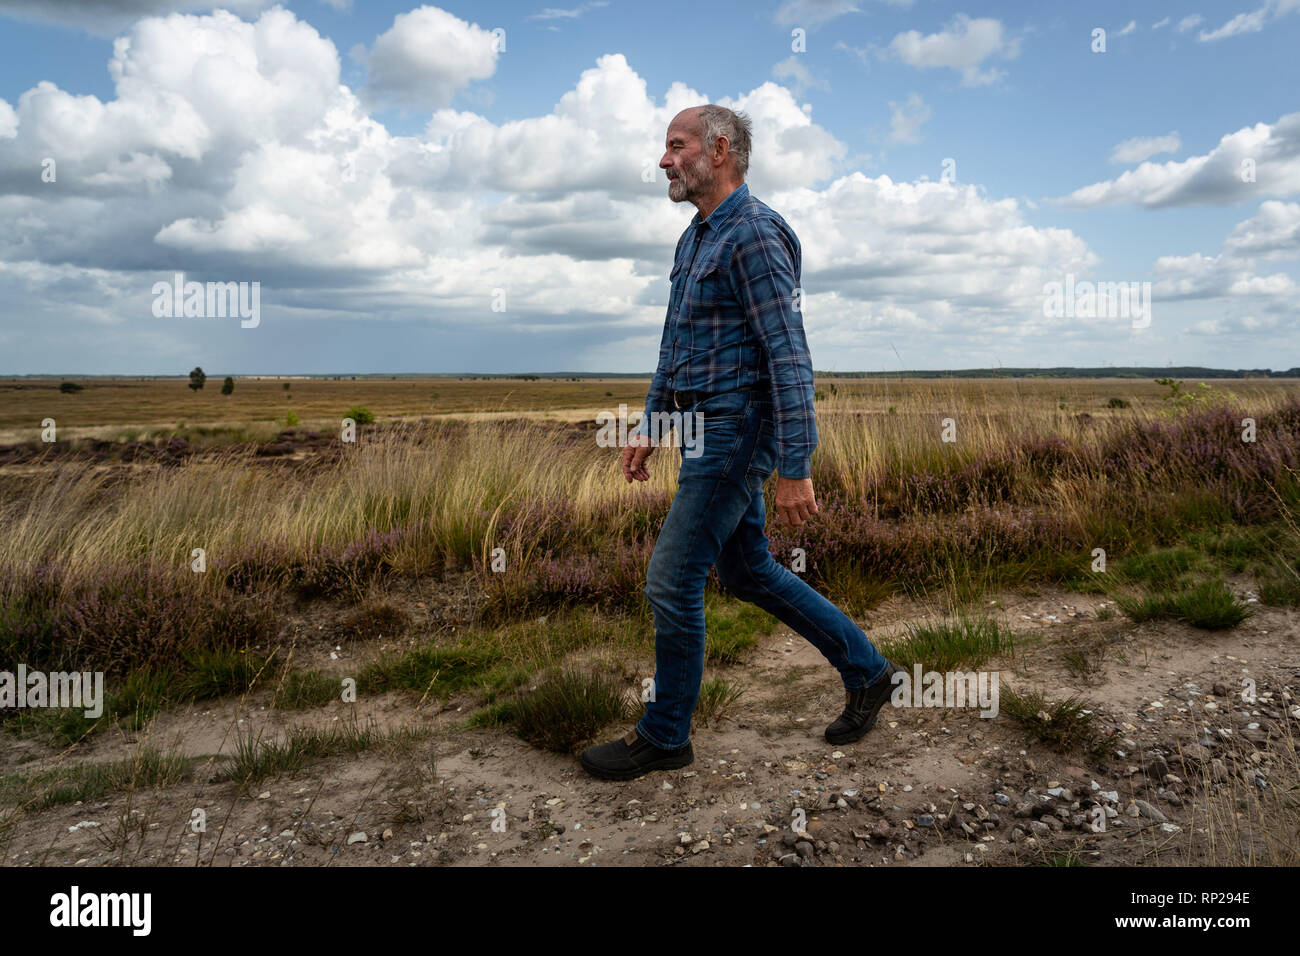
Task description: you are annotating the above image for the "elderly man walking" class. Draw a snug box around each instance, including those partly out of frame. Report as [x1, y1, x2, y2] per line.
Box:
[579, 105, 900, 781]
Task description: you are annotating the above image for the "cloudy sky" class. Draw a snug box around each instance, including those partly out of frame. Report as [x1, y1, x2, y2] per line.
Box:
[0, 0, 1297, 375]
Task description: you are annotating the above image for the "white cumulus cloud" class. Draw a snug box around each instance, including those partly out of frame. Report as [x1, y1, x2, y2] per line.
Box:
[887, 14, 1019, 86]
[1057, 112, 1300, 208]
[361, 5, 500, 111]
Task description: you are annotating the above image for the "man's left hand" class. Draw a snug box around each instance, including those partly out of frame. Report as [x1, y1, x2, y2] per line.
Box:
[775, 476, 818, 527]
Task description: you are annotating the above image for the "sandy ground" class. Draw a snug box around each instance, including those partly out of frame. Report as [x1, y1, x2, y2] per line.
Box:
[3, 578, 1297, 868]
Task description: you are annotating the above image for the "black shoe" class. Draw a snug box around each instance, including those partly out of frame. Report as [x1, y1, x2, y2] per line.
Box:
[825, 661, 903, 745]
[579, 728, 694, 781]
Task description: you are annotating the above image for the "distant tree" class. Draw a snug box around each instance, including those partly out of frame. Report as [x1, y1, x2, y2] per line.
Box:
[346, 405, 375, 425]
[283, 382, 291, 391]
[189, 367, 206, 392]
[1155, 377, 1213, 411]
[221, 376, 234, 396]
[58, 381, 84, 394]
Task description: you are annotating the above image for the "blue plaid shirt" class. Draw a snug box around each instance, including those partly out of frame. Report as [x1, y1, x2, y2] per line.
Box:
[636, 183, 818, 479]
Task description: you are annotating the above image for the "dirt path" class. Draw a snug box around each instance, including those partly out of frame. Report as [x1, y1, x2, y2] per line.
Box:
[3, 585, 1297, 867]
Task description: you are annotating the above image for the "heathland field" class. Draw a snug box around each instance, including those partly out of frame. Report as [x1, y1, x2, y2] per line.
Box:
[1, 375, 1298, 867]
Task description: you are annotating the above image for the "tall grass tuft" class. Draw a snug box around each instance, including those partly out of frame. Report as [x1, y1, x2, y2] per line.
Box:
[501, 667, 630, 753]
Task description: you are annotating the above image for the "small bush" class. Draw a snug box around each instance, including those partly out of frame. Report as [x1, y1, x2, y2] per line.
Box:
[1115, 579, 1251, 630]
[340, 598, 409, 642]
[1000, 686, 1115, 755]
[504, 667, 629, 753]
[694, 678, 743, 726]
[879, 614, 1014, 671]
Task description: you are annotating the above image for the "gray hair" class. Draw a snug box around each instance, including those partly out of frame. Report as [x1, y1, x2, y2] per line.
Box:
[697, 105, 752, 180]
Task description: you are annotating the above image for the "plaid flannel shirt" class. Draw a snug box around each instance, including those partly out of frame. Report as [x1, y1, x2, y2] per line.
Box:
[635, 183, 818, 479]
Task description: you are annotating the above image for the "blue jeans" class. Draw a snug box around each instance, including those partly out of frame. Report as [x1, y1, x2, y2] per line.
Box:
[635, 386, 890, 751]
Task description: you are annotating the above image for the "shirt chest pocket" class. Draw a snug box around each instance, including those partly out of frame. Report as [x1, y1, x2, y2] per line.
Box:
[691, 260, 731, 312]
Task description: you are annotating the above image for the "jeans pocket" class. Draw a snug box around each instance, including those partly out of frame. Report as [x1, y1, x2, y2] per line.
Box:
[680, 394, 747, 471]
[694, 388, 748, 423]
[744, 416, 777, 490]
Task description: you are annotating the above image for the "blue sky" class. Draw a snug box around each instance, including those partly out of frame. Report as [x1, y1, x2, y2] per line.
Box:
[0, 0, 1297, 374]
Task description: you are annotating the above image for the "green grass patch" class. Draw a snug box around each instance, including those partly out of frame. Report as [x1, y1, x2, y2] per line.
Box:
[1257, 565, 1300, 606]
[2, 654, 340, 747]
[4, 667, 187, 747]
[222, 717, 427, 788]
[819, 561, 894, 617]
[0, 747, 193, 813]
[272, 670, 340, 709]
[177, 648, 279, 701]
[359, 644, 511, 699]
[1114, 579, 1251, 630]
[1000, 685, 1115, 756]
[463, 699, 514, 729]
[1042, 850, 1087, 867]
[1112, 546, 1213, 589]
[704, 593, 778, 664]
[1186, 526, 1275, 565]
[694, 677, 744, 727]
[878, 614, 1014, 671]
[499, 667, 629, 753]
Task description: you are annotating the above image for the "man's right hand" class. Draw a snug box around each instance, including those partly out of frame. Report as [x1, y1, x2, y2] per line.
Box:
[622, 432, 655, 482]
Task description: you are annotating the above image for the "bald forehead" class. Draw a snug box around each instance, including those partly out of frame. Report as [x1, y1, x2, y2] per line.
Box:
[666, 109, 703, 142]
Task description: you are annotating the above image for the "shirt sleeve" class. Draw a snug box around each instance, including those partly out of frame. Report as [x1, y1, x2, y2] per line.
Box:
[732, 216, 819, 479]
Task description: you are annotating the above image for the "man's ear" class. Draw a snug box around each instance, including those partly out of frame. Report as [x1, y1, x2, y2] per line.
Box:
[713, 135, 730, 168]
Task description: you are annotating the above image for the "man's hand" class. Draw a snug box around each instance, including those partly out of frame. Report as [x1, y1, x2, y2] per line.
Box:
[622, 432, 655, 482]
[775, 476, 818, 526]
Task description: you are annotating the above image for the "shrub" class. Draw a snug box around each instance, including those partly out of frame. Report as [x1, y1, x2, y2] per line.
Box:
[503, 667, 629, 753]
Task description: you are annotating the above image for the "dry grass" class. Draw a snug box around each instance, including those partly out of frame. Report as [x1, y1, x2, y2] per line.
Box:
[3, 375, 1298, 672]
[1169, 721, 1300, 866]
[0, 375, 662, 434]
[8, 377, 1297, 584]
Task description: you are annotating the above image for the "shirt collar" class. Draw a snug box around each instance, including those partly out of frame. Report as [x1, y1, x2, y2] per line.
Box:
[692, 182, 749, 232]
